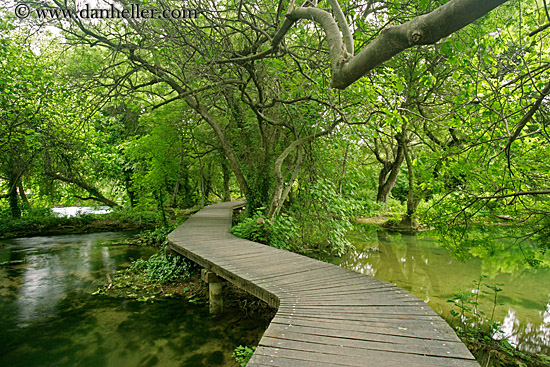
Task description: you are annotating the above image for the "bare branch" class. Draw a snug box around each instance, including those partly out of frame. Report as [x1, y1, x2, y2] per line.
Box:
[327, 0, 354, 56]
[477, 190, 550, 200]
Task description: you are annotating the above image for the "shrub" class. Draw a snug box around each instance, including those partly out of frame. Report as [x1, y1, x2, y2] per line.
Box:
[130, 250, 191, 283]
[231, 180, 357, 256]
[230, 210, 299, 251]
[289, 179, 357, 256]
[232, 345, 256, 367]
[230, 210, 269, 244]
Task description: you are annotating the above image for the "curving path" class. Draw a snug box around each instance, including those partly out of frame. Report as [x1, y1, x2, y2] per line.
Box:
[167, 201, 479, 367]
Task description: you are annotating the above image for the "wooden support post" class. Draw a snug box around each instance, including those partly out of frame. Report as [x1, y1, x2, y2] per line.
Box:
[201, 269, 223, 314]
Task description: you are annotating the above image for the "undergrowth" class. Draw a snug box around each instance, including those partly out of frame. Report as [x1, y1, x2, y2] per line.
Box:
[232, 345, 256, 367]
[92, 246, 198, 302]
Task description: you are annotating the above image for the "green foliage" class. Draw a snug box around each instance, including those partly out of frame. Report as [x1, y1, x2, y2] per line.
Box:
[230, 209, 299, 251]
[230, 209, 269, 244]
[1, 0, 548, 293]
[290, 179, 358, 256]
[232, 345, 256, 367]
[447, 276, 503, 333]
[269, 213, 299, 250]
[137, 224, 179, 246]
[232, 180, 357, 256]
[419, 199, 550, 269]
[130, 249, 191, 283]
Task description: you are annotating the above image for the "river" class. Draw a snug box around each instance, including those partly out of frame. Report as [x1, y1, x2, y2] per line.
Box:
[0, 232, 265, 367]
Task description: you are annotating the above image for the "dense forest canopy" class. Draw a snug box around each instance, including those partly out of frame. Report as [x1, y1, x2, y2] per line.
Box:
[1, 0, 549, 261]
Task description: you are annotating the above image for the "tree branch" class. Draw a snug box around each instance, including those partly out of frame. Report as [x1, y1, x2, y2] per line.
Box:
[268, 119, 341, 218]
[288, 7, 346, 73]
[327, 0, 354, 55]
[477, 190, 550, 200]
[333, 0, 508, 89]
[504, 80, 550, 157]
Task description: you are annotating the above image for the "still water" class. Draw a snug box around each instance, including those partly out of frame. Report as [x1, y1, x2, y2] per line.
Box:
[0, 232, 263, 367]
[330, 226, 550, 354]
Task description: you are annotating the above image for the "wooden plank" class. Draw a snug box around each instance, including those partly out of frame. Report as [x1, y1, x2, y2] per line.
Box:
[282, 286, 410, 299]
[261, 324, 474, 358]
[252, 346, 478, 367]
[247, 263, 338, 283]
[260, 334, 473, 361]
[277, 304, 436, 316]
[274, 275, 387, 291]
[265, 271, 369, 289]
[271, 315, 462, 341]
[275, 309, 439, 321]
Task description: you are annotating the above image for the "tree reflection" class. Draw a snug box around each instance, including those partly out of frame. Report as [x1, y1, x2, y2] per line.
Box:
[330, 226, 550, 354]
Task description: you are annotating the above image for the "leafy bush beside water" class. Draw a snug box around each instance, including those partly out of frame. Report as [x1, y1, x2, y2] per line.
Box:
[231, 180, 359, 256]
[232, 345, 256, 367]
[130, 251, 191, 283]
[93, 247, 197, 301]
[231, 210, 298, 251]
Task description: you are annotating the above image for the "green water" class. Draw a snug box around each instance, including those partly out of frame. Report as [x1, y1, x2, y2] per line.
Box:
[0, 232, 265, 367]
[330, 227, 550, 355]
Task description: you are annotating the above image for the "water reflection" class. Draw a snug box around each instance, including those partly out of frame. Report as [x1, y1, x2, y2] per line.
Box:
[331, 227, 550, 354]
[0, 232, 266, 367]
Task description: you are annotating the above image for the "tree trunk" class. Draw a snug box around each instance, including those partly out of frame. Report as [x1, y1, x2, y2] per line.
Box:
[221, 158, 231, 202]
[8, 173, 21, 219]
[186, 97, 250, 198]
[376, 142, 405, 203]
[376, 163, 392, 203]
[400, 141, 419, 229]
[156, 190, 168, 227]
[198, 156, 205, 208]
[123, 168, 136, 207]
[267, 121, 338, 218]
[338, 143, 349, 195]
[18, 179, 29, 206]
[268, 145, 303, 218]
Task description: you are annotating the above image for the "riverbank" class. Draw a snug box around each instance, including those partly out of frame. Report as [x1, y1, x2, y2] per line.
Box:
[0, 211, 157, 239]
[95, 269, 276, 324]
[0, 206, 202, 239]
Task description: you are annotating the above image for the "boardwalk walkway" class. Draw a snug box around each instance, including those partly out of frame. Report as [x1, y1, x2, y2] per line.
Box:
[167, 201, 479, 367]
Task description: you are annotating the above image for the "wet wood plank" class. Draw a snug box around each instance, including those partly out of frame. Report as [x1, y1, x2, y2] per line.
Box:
[167, 201, 479, 367]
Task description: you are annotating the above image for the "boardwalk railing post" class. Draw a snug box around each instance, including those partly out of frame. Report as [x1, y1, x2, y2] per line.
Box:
[201, 269, 223, 314]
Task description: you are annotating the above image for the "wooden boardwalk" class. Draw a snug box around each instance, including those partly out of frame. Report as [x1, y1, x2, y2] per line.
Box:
[167, 201, 479, 367]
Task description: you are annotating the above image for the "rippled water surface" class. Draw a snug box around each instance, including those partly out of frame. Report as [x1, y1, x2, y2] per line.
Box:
[329, 227, 550, 354]
[0, 232, 264, 367]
